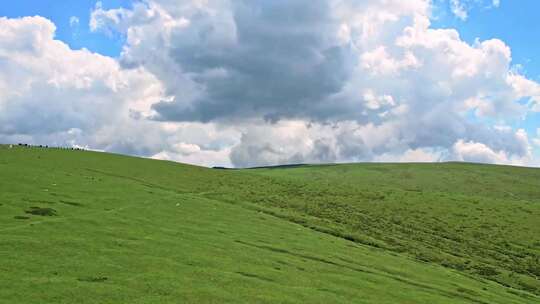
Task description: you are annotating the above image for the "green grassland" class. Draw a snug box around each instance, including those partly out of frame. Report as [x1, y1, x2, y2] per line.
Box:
[1, 145, 539, 303]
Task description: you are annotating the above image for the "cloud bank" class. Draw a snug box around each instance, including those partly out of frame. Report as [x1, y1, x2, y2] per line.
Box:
[0, 0, 538, 167]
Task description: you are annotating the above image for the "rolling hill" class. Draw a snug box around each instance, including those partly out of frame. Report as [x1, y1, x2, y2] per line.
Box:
[1, 144, 539, 303]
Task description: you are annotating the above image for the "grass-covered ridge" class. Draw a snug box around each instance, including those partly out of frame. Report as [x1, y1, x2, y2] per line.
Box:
[1, 145, 539, 303]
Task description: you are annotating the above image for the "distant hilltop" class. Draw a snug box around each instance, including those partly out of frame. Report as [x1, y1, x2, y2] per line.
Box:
[6, 143, 86, 151]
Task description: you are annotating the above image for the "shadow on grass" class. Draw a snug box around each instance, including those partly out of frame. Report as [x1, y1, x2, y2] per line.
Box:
[59, 200, 84, 207]
[77, 276, 108, 283]
[13, 215, 30, 220]
[25, 207, 57, 216]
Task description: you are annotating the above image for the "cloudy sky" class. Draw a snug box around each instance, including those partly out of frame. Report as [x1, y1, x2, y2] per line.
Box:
[1, 0, 539, 167]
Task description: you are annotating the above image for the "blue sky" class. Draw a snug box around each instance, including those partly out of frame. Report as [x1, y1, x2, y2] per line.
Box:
[432, 0, 540, 81]
[2, 1, 538, 73]
[0, 1, 539, 167]
[0, 0, 128, 57]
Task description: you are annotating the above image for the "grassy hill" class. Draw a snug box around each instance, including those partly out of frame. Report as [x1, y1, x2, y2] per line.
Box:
[1, 145, 539, 303]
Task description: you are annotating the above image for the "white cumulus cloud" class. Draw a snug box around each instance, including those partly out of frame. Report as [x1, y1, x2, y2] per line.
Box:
[0, 1, 538, 168]
[69, 16, 79, 27]
[533, 129, 540, 147]
[450, 0, 468, 20]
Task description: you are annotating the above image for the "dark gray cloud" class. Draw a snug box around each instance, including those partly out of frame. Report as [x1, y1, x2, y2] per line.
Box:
[115, 0, 358, 122]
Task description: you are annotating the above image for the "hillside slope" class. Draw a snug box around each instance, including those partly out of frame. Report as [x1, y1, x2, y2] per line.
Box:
[0, 145, 538, 303]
